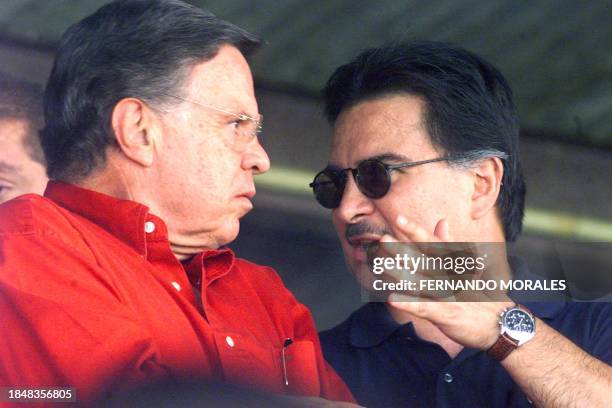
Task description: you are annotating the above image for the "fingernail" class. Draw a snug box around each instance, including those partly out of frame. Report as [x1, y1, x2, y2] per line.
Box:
[380, 234, 394, 242]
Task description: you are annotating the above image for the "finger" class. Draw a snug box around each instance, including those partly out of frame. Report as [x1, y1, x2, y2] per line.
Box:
[379, 234, 398, 244]
[392, 216, 435, 255]
[388, 293, 440, 318]
[433, 218, 452, 241]
[379, 234, 420, 254]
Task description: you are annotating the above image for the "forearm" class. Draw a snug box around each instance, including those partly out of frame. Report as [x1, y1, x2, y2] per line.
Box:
[501, 321, 612, 407]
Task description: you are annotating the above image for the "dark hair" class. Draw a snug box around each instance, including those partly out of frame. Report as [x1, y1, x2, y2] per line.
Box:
[323, 41, 526, 242]
[42, 0, 260, 182]
[0, 76, 46, 165]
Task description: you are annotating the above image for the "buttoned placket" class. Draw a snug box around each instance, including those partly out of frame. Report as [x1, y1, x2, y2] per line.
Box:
[142, 216, 200, 311]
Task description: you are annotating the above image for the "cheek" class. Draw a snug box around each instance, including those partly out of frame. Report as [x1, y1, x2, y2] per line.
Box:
[377, 184, 449, 233]
[332, 212, 346, 239]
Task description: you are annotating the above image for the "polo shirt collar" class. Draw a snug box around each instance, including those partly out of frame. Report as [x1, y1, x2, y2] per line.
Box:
[349, 302, 401, 348]
[348, 256, 566, 348]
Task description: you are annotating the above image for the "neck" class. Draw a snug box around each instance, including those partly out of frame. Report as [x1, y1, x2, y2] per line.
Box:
[76, 161, 216, 260]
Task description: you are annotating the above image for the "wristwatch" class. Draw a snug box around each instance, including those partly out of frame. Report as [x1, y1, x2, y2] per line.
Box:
[487, 304, 536, 361]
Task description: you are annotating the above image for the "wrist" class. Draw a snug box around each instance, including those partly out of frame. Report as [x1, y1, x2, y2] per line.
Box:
[487, 304, 536, 361]
[484, 302, 514, 349]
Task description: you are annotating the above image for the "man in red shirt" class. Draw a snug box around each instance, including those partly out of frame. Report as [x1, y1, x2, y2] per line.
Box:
[0, 0, 353, 405]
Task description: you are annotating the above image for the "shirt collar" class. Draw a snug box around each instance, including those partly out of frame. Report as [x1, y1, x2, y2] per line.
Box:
[348, 256, 566, 348]
[44, 181, 164, 256]
[183, 248, 236, 288]
[349, 302, 401, 348]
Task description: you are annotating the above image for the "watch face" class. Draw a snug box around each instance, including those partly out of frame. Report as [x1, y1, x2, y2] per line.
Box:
[502, 308, 536, 344]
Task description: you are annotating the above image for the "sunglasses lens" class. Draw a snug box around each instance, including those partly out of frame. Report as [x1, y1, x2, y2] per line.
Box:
[311, 170, 344, 209]
[357, 160, 391, 198]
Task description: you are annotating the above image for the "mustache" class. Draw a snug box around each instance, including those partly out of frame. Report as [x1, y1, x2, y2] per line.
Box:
[345, 222, 391, 241]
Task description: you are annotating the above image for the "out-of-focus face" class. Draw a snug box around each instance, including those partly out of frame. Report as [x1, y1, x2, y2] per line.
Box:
[328, 95, 475, 285]
[153, 45, 270, 254]
[0, 118, 47, 203]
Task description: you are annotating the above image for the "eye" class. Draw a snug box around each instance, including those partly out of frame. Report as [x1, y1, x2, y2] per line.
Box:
[229, 118, 247, 130]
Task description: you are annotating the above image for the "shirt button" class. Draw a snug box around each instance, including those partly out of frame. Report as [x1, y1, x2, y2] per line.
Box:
[171, 282, 181, 292]
[144, 221, 156, 233]
[443, 373, 453, 383]
[225, 336, 235, 348]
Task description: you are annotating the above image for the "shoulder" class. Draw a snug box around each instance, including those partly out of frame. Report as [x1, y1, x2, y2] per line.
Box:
[0, 194, 73, 237]
[0, 194, 92, 255]
[319, 316, 351, 347]
[320, 314, 353, 350]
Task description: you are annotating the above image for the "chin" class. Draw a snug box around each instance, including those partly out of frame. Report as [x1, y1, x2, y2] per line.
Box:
[217, 219, 241, 247]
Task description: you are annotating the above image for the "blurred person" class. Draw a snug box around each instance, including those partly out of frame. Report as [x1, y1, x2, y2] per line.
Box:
[311, 42, 612, 407]
[0, 77, 47, 202]
[0, 0, 354, 405]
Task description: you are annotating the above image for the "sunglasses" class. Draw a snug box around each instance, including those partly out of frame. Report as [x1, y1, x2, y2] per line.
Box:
[309, 156, 456, 209]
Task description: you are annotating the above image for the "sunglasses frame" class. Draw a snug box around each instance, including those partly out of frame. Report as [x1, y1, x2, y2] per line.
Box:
[309, 156, 456, 208]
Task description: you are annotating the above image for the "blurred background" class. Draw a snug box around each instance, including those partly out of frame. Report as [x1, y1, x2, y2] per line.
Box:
[1, 0, 610, 329]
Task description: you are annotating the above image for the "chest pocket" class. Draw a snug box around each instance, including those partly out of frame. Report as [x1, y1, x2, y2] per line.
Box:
[282, 340, 321, 397]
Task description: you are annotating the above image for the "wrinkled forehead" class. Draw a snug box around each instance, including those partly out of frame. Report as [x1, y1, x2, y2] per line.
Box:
[329, 94, 437, 167]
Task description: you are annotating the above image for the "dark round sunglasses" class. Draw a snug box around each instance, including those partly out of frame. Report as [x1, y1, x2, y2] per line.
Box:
[309, 156, 456, 209]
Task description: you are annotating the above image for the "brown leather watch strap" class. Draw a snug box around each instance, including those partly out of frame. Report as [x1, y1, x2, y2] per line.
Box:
[487, 332, 519, 361]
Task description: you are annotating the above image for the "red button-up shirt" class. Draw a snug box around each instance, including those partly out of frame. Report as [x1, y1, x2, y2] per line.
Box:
[0, 182, 353, 404]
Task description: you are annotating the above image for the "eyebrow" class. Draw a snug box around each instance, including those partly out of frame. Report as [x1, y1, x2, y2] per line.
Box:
[326, 152, 414, 170]
[0, 161, 19, 173]
[367, 153, 413, 163]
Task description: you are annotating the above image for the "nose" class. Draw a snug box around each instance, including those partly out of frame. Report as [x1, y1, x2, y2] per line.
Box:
[333, 173, 375, 224]
[243, 137, 271, 174]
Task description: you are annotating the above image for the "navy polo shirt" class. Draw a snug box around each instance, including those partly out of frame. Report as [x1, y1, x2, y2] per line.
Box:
[320, 258, 612, 408]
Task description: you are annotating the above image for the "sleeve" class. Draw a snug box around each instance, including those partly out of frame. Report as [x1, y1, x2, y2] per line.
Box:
[0, 232, 170, 404]
[585, 303, 612, 364]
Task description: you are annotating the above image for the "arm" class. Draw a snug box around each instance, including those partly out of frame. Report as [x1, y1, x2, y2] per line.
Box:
[501, 320, 612, 407]
[390, 300, 612, 407]
[385, 216, 612, 407]
[0, 232, 169, 404]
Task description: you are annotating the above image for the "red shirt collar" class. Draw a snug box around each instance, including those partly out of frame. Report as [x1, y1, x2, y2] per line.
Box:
[45, 181, 154, 255]
[44, 181, 235, 284]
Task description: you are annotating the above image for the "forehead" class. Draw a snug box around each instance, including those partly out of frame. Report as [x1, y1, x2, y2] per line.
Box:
[184, 45, 256, 111]
[0, 119, 30, 160]
[329, 94, 438, 166]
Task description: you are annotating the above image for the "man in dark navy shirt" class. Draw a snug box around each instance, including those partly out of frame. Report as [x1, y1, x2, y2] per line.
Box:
[320, 258, 611, 407]
[309, 42, 612, 407]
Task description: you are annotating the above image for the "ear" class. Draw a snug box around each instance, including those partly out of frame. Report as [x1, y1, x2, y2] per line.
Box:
[470, 157, 504, 220]
[111, 98, 159, 167]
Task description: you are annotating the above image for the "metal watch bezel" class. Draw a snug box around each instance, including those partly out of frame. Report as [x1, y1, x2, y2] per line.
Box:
[499, 305, 536, 346]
